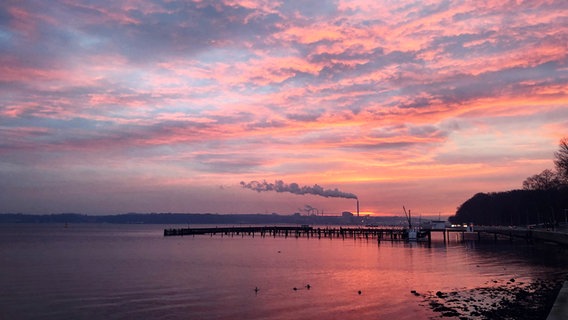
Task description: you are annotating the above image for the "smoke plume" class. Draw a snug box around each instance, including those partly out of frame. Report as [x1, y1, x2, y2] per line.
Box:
[240, 180, 358, 199]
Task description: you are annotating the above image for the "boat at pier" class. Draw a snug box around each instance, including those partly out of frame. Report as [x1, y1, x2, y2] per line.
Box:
[403, 206, 429, 241]
[405, 228, 429, 241]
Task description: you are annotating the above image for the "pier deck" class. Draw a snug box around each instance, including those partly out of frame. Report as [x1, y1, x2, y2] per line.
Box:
[547, 281, 568, 320]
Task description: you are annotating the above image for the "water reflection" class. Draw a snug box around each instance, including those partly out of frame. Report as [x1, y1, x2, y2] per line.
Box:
[0, 224, 566, 320]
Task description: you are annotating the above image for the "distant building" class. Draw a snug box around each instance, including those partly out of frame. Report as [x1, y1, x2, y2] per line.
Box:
[421, 220, 448, 230]
[431, 220, 447, 230]
[341, 211, 354, 223]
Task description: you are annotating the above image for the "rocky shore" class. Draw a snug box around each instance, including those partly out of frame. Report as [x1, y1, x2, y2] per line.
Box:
[414, 277, 565, 319]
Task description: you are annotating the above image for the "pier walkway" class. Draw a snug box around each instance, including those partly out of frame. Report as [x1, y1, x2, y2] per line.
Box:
[473, 226, 568, 246]
[547, 281, 568, 320]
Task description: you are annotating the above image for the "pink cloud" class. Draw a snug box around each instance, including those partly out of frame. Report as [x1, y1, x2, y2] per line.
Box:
[1, 0, 566, 215]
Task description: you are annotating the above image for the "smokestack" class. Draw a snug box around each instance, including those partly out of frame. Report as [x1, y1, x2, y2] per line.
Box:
[357, 200, 360, 217]
[240, 180, 358, 200]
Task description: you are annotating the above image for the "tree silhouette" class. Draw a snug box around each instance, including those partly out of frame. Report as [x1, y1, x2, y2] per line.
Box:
[522, 169, 562, 190]
[450, 136, 568, 226]
[554, 137, 568, 183]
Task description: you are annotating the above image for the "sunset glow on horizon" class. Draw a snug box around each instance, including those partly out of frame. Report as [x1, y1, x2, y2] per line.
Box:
[1, 0, 566, 216]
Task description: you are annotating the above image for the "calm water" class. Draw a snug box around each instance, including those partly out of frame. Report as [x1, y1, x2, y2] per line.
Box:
[1, 223, 567, 319]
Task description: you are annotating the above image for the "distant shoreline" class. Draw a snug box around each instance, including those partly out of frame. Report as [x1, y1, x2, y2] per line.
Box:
[0, 212, 409, 226]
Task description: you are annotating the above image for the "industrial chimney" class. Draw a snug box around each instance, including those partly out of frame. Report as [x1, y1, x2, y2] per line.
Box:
[356, 200, 360, 217]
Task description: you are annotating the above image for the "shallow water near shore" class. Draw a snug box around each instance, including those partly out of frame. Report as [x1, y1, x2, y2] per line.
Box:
[1, 223, 566, 319]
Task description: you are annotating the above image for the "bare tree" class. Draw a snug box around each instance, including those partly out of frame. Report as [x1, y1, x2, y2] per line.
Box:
[522, 169, 562, 190]
[554, 137, 568, 183]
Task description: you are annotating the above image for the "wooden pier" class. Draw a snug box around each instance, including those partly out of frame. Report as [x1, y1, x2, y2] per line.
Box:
[164, 226, 418, 241]
[163, 225, 568, 246]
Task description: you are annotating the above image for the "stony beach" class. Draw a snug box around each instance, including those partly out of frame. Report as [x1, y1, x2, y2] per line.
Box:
[416, 277, 565, 320]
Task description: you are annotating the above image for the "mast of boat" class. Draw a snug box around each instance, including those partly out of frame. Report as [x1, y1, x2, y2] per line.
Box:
[403, 206, 412, 229]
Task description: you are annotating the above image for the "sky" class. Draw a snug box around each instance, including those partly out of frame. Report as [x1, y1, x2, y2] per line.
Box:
[1, 0, 567, 216]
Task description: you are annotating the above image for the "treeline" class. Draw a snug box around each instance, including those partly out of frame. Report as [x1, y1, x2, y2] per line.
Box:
[448, 188, 568, 226]
[450, 138, 568, 226]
